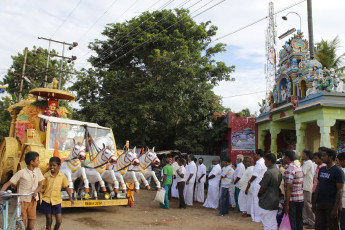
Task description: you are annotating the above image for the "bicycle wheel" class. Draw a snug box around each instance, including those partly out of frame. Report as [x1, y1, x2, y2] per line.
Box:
[15, 220, 25, 230]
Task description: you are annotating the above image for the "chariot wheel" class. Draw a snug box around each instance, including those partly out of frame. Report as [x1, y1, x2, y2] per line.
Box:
[0, 137, 20, 184]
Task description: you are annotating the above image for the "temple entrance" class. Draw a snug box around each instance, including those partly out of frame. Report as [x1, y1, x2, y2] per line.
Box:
[277, 129, 296, 153]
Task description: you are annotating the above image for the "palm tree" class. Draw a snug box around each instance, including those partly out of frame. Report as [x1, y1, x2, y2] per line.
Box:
[315, 36, 345, 72]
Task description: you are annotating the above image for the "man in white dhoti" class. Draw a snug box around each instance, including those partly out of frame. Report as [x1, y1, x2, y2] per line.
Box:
[246, 149, 267, 222]
[184, 154, 197, 206]
[194, 157, 206, 203]
[171, 156, 180, 198]
[203, 158, 221, 209]
[233, 154, 246, 211]
[239, 157, 254, 217]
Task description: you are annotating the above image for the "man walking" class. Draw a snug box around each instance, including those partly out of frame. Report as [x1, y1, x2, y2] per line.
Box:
[185, 154, 197, 206]
[246, 149, 267, 222]
[313, 148, 345, 230]
[233, 154, 245, 211]
[302, 149, 315, 228]
[219, 158, 234, 216]
[203, 158, 222, 209]
[283, 149, 304, 230]
[195, 157, 206, 203]
[258, 153, 282, 230]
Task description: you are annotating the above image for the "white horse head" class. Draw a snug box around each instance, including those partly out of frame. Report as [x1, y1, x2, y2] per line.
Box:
[144, 147, 160, 167]
[125, 147, 140, 166]
[98, 144, 117, 164]
[71, 139, 86, 161]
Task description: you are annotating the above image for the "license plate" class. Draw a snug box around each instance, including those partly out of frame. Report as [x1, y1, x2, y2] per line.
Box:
[84, 201, 103, 206]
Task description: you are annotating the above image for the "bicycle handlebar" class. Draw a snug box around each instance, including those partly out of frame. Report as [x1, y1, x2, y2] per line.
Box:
[0, 192, 34, 200]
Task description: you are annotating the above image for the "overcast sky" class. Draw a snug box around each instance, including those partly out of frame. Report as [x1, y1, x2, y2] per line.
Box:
[1, 0, 344, 113]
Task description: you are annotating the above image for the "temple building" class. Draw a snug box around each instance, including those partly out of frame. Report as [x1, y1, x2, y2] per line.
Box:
[256, 31, 345, 155]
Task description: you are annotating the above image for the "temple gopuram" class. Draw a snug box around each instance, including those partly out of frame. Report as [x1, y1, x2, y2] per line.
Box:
[256, 31, 345, 155]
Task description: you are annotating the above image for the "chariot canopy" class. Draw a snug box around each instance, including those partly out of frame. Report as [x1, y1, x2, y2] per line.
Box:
[29, 88, 75, 101]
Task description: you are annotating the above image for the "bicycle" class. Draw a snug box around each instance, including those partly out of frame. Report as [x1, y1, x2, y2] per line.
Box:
[0, 191, 34, 230]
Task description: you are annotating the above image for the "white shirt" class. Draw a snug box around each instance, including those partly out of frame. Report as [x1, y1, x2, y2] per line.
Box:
[208, 164, 222, 187]
[186, 161, 197, 183]
[252, 157, 267, 185]
[196, 163, 207, 183]
[302, 159, 315, 192]
[234, 162, 245, 188]
[238, 166, 254, 191]
[172, 161, 179, 176]
[176, 166, 186, 183]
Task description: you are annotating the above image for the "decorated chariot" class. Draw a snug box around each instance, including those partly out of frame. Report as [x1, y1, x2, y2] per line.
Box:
[0, 80, 161, 208]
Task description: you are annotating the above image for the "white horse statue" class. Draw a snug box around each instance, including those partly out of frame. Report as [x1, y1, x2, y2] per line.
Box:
[85, 145, 118, 198]
[109, 147, 140, 192]
[123, 147, 161, 190]
[60, 140, 89, 193]
[306, 81, 318, 97]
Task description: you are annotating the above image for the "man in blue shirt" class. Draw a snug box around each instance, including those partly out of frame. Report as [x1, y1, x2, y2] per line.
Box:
[313, 148, 345, 230]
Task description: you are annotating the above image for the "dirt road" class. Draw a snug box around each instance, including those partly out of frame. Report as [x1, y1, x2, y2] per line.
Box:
[33, 190, 264, 230]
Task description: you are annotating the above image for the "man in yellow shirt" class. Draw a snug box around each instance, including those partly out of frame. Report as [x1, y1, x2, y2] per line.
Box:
[39, 157, 73, 230]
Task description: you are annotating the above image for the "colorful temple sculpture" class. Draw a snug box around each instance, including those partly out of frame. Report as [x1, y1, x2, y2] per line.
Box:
[256, 31, 345, 155]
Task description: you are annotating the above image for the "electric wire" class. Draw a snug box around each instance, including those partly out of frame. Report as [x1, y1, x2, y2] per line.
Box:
[77, 0, 173, 61]
[50, 0, 83, 38]
[76, 0, 120, 44]
[106, 0, 225, 66]
[70, 0, 220, 81]
[75, 0, 305, 73]
[222, 91, 265, 98]
[78, 0, 192, 68]
[145, 0, 163, 11]
[212, 0, 306, 43]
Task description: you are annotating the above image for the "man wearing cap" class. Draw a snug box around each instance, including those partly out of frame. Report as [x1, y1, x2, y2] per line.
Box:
[233, 154, 246, 211]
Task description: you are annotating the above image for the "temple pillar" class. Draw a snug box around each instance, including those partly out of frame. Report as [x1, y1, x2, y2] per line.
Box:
[258, 130, 267, 150]
[296, 122, 307, 155]
[317, 119, 336, 148]
[270, 127, 281, 154]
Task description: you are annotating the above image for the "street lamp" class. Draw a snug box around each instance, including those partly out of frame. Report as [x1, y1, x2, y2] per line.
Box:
[282, 12, 302, 32]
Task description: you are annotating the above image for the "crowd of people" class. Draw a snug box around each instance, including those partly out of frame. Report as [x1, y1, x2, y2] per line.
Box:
[159, 147, 345, 230]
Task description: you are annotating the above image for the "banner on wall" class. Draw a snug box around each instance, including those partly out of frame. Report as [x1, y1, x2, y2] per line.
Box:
[231, 128, 255, 150]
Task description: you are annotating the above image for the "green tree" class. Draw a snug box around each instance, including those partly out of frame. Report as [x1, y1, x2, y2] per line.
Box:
[72, 9, 235, 152]
[0, 97, 12, 141]
[2, 47, 76, 102]
[315, 36, 345, 72]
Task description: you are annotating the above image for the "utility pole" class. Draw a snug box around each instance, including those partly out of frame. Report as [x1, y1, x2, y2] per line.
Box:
[44, 41, 51, 87]
[307, 0, 314, 59]
[18, 47, 28, 102]
[38, 37, 78, 89]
